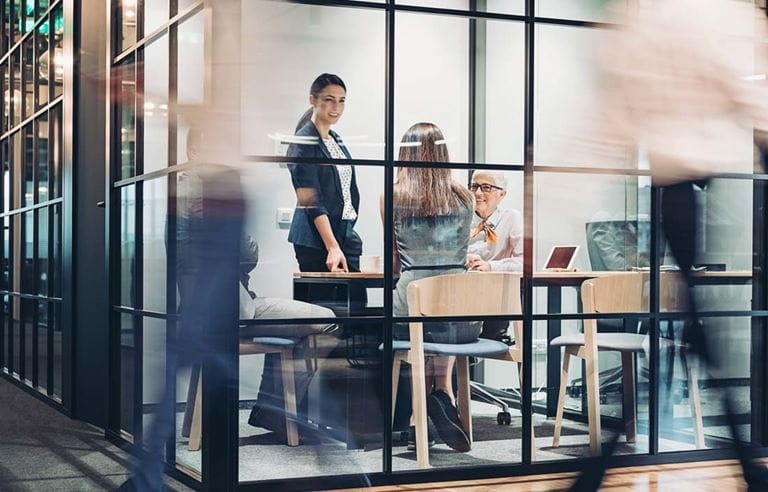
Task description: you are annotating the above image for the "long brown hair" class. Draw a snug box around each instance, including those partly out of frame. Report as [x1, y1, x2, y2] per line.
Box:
[394, 122, 473, 217]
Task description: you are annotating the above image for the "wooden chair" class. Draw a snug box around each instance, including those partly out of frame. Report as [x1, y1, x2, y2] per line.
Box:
[551, 272, 704, 456]
[390, 272, 535, 468]
[185, 337, 301, 451]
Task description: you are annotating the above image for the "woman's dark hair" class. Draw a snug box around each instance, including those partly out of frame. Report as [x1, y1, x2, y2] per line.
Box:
[295, 73, 347, 132]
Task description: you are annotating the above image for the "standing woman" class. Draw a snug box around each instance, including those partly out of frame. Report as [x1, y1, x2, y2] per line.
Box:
[382, 122, 479, 452]
[288, 73, 366, 310]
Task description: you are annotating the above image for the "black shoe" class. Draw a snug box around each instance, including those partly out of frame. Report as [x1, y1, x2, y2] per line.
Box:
[427, 390, 471, 452]
[404, 426, 435, 450]
[248, 404, 285, 433]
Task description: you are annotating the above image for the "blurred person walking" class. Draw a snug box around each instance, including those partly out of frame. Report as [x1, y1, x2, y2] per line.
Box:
[571, 1, 768, 490]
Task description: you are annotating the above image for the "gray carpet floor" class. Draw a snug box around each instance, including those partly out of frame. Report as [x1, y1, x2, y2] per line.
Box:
[0, 377, 192, 492]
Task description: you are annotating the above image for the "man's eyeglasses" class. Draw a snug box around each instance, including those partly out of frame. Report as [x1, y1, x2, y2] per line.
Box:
[469, 183, 503, 193]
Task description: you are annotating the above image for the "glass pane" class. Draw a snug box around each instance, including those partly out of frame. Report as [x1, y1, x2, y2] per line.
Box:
[178, 0, 199, 12]
[2, 139, 9, 212]
[398, 0, 524, 14]
[36, 112, 48, 202]
[534, 317, 650, 460]
[120, 313, 136, 435]
[142, 317, 166, 446]
[51, 102, 60, 197]
[21, 211, 32, 294]
[22, 122, 33, 207]
[534, 24, 634, 168]
[144, 0, 169, 36]
[177, 10, 204, 106]
[240, 2, 385, 160]
[142, 177, 167, 313]
[35, 23, 49, 109]
[2, 61, 8, 131]
[37, 205, 47, 296]
[534, 173, 651, 314]
[11, 297, 19, 377]
[3, 3, 11, 51]
[21, 0, 32, 32]
[12, 51, 21, 126]
[11, 0, 21, 43]
[22, 297, 32, 384]
[142, 35, 169, 174]
[37, 300, 48, 392]
[231, 322, 383, 481]
[396, 12, 469, 163]
[51, 203, 59, 297]
[53, 300, 61, 398]
[118, 59, 136, 179]
[536, 0, 626, 22]
[38, 0, 50, 17]
[661, 179, 754, 313]
[120, 0, 138, 51]
[22, 34, 32, 119]
[120, 185, 136, 307]
[659, 316, 752, 452]
[51, 5, 61, 98]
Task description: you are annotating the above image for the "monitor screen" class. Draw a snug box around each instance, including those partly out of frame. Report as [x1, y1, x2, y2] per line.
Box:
[546, 246, 578, 269]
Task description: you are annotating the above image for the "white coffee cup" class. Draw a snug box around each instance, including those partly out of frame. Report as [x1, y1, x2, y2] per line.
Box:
[359, 255, 382, 273]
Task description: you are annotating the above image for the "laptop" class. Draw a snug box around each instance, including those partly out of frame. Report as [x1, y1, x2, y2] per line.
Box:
[543, 245, 580, 271]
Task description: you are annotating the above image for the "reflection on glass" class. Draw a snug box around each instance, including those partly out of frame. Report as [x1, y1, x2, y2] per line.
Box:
[22, 298, 32, 383]
[534, 24, 633, 168]
[142, 317, 166, 444]
[36, 112, 48, 203]
[534, 173, 651, 314]
[142, 177, 167, 313]
[241, 1, 385, 159]
[52, 6, 62, 98]
[662, 179, 753, 312]
[233, 322, 382, 481]
[2, 139, 8, 213]
[36, 22, 50, 108]
[53, 301, 61, 398]
[52, 203, 60, 298]
[178, 0, 200, 11]
[1, 62, 8, 132]
[21, 211, 33, 294]
[177, 11, 205, 106]
[12, 52, 21, 126]
[38, 206, 48, 296]
[22, 36, 33, 119]
[144, 0, 169, 36]
[12, 0, 22, 42]
[38, 0, 50, 17]
[120, 313, 136, 435]
[396, 12, 469, 163]
[120, 0, 138, 51]
[118, 59, 136, 179]
[120, 185, 135, 307]
[22, 123, 33, 207]
[51, 104, 60, 198]
[37, 300, 48, 392]
[142, 36, 169, 174]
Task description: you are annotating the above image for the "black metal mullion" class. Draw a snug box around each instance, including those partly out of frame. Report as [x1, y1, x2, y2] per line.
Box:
[521, 0, 534, 466]
[649, 185, 661, 455]
[382, 0, 395, 475]
[132, 38, 145, 444]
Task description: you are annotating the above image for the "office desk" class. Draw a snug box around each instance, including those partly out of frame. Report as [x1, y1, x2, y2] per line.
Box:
[293, 270, 753, 417]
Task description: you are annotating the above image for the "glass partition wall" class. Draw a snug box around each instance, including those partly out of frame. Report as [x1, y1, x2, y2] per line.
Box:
[0, 0, 70, 411]
[107, 0, 768, 490]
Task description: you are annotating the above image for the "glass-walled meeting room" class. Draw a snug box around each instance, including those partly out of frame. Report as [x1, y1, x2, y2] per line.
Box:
[105, 0, 768, 490]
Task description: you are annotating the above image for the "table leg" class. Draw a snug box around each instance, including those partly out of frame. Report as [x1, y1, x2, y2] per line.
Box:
[547, 286, 563, 418]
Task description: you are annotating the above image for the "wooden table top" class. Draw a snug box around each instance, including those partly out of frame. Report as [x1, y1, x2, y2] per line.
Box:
[293, 270, 753, 280]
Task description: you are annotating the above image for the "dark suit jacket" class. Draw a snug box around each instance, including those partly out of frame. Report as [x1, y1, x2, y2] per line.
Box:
[287, 121, 360, 250]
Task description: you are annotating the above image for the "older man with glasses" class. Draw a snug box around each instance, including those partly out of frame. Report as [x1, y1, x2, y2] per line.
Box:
[466, 171, 523, 342]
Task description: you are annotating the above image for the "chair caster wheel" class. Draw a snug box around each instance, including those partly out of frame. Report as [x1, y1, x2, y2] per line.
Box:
[497, 411, 512, 425]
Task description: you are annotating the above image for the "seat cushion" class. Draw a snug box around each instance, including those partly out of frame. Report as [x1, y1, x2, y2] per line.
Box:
[550, 333, 648, 352]
[378, 338, 510, 357]
[248, 337, 299, 347]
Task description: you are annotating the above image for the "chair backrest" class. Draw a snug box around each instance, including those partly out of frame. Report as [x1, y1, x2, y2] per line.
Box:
[406, 272, 523, 344]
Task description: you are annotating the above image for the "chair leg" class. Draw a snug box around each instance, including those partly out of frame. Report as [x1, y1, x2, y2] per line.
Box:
[517, 362, 523, 389]
[456, 356, 473, 444]
[683, 351, 705, 448]
[409, 350, 430, 469]
[621, 352, 637, 443]
[181, 363, 200, 438]
[553, 350, 571, 448]
[188, 374, 202, 452]
[585, 350, 602, 456]
[281, 349, 300, 447]
[391, 355, 403, 426]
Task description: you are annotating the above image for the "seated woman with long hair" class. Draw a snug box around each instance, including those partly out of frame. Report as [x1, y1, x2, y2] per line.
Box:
[381, 122, 479, 452]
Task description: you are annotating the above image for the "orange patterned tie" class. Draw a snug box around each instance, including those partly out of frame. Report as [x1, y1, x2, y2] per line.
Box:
[471, 219, 497, 244]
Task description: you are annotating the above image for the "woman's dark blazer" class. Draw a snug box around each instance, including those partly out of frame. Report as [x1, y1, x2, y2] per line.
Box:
[287, 121, 360, 251]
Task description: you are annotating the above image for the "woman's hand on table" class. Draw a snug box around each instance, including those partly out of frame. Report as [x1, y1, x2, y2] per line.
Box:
[326, 247, 349, 272]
